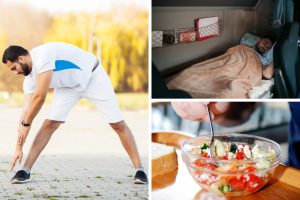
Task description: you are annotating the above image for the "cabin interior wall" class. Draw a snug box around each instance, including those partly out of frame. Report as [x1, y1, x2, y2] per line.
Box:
[152, 0, 275, 75]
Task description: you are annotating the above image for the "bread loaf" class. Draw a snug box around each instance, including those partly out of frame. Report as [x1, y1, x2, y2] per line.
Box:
[152, 142, 178, 177]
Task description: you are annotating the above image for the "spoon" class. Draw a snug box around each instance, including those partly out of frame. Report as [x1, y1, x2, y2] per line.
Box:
[205, 104, 215, 158]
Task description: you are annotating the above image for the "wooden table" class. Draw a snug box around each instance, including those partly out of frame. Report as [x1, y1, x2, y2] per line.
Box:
[152, 132, 300, 200]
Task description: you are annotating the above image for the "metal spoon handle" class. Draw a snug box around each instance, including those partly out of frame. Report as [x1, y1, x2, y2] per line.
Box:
[205, 104, 215, 157]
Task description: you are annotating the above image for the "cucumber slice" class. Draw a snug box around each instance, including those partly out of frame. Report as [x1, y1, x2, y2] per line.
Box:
[219, 185, 232, 193]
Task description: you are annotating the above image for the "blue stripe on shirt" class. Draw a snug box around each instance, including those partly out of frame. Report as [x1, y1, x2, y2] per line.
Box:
[54, 60, 81, 72]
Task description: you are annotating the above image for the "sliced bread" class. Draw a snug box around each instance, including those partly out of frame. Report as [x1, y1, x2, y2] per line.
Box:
[152, 142, 178, 177]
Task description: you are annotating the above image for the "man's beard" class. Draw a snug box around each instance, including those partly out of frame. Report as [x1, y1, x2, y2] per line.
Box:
[20, 62, 31, 76]
[255, 44, 264, 55]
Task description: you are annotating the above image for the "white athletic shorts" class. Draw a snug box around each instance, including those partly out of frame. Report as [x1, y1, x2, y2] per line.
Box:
[47, 64, 123, 123]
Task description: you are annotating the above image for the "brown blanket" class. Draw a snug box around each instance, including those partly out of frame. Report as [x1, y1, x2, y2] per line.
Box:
[166, 45, 263, 98]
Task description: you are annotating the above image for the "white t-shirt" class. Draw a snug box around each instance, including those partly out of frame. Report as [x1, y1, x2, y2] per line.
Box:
[23, 42, 97, 94]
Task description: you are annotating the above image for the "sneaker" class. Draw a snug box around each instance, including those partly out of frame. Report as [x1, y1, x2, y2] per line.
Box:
[133, 170, 148, 184]
[11, 170, 30, 184]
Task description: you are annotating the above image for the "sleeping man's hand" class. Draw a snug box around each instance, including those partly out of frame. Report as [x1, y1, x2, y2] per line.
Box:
[262, 63, 274, 80]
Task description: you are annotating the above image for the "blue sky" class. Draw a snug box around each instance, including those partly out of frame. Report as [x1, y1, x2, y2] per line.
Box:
[3, 0, 148, 14]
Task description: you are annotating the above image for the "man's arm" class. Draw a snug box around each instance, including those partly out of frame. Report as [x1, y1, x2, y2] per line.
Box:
[10, 71, 52, 170]
[262, 63, 274, 80]
[16, 93, 33, 148]
[18, 94, 33, 128]
[17, 70, 53, 147]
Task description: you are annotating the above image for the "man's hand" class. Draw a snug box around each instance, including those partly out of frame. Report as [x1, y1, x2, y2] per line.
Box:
[10, 125, 30, 171]
[262, 63, 274, 80]
[171, 102, 229, 121]
[10, 146, 23, 171]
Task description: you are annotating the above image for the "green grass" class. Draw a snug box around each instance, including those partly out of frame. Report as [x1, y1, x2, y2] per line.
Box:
[77, 195, 92, 198]
[48, 197, 59, 200]
[0, 92, 148, 111]
[33, 194, 68, 199]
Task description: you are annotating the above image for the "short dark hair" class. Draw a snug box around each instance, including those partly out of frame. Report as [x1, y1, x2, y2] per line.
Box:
[2, 45, 29, 64]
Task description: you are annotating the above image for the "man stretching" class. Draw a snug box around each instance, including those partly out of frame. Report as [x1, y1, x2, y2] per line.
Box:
[2, 42, 147, 184]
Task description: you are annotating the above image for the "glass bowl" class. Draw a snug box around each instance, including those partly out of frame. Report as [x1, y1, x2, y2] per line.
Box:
[181, 133, 281, 197]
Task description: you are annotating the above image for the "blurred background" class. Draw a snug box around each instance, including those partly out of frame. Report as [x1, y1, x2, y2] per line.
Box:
[152, 102, 291, 163]
[0, 0, 148, 110]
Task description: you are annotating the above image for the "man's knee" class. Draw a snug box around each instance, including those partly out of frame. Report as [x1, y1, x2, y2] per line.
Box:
[110, 120, 126, 133]
[43, 120, 62, 131]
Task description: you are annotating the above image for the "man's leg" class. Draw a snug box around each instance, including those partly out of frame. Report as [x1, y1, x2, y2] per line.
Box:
[23, 120, 62, 169]
[23, 87, 79, 169]
[83, 65, 147, 183]
[109, 120, 142, 168]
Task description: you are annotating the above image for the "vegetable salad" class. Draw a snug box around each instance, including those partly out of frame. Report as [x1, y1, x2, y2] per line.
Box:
[190, 139, 276, 195]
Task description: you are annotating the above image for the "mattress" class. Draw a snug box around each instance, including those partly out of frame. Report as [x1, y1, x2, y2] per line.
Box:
[249, 79, 274, 99]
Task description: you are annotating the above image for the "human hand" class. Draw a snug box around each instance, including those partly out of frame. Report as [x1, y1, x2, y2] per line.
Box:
[10, 146, 23, 171]
[171, 102, 229, 121]
[10, 125, 30, 171]
[262, 63, 274, 80]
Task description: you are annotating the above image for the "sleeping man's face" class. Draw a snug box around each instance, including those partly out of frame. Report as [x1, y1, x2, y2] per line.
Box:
[255, 38, 273, 54]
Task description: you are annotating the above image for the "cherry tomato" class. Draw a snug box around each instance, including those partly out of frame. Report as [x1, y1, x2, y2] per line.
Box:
[246, 174, 264, 193]
[202, 152, 210, 158]
[227, 176, 246, 191]
[221, 154, 228, 160]
[193, 159, 217, 170]
[236, 150, 246, 160]
[194, 159, 205, 167]
[206, 163, 217, 170]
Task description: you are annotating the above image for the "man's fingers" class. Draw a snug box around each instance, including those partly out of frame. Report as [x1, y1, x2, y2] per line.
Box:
[10, 162, 14, 171]
[211, 102, 230, 115]
[185, 103, 211, 121]
[10, 158, 17, 171]
[207, 102, 230, 121]
[172, 102, 211, 121]
[204, 112, 215, 121]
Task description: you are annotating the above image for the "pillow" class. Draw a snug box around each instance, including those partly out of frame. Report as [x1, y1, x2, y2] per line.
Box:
[240, 33, 260, 48]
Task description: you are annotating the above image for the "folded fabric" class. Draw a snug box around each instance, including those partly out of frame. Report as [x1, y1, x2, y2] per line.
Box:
[249, 79, 274, 99]
[167, 45, 262, 98]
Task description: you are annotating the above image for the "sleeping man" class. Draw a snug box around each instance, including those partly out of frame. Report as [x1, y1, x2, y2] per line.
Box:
[242, 33, 275, 80]
[166, 33, 276, 98]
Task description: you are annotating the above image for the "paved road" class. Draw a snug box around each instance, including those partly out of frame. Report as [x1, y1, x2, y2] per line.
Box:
[0, 104, 149, 200]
